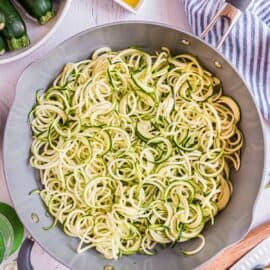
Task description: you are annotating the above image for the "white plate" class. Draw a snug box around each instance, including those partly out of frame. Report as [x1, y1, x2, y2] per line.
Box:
[0, 0, 71, 65]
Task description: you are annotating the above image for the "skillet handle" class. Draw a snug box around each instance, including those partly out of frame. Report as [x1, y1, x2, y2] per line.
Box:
[199, 221, 270, 270]
[226, 0, 252, 12]
[200, 0, 252, 49]
[17, 237, 34, 270]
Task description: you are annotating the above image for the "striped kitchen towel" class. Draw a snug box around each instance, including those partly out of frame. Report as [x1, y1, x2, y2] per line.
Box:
[182, 0, 270, 119]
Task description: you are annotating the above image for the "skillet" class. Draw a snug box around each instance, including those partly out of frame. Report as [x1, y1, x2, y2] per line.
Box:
[3, 0, 266, 269]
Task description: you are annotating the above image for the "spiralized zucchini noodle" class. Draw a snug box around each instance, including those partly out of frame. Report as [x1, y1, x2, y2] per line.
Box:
[29, 47, 243, 259]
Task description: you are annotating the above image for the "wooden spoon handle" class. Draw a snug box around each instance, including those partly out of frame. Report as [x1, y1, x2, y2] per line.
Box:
[200, 221, 270, 270]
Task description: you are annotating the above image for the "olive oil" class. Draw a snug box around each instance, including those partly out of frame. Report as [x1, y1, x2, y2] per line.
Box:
[123, 0, 140, 8]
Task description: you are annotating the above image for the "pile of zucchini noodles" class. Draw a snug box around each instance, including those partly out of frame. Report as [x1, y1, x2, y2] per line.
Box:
[29, 47, 243, 259]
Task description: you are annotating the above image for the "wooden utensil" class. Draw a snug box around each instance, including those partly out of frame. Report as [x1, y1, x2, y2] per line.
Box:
[200, 221, 270, 270]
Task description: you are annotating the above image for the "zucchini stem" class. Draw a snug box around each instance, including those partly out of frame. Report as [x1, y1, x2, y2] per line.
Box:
[7, 34, 30, 51]
[39, 10, 54, 25]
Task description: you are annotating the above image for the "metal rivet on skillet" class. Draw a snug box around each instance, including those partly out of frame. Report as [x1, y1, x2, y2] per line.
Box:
[31, 213, 39, 223]
[181, 39, 190, 46]
[214, 60, 222, 69]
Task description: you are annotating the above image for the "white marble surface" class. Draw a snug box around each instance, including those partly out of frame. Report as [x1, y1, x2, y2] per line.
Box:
[0, 0, 269, 269]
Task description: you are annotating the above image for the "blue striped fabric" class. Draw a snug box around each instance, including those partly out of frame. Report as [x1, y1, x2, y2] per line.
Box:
[182, 0, 270, 119]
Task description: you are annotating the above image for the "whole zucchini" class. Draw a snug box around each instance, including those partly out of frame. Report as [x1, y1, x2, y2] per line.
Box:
[17, 0, 54, 25]
[0, 34, 6, 55]
[0, 9, 5, 30]
[0, 0, 30, 51]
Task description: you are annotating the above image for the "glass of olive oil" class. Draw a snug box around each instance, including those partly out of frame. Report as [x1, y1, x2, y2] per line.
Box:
[122, 0, 140, 8]
[114, 0, 144, 13]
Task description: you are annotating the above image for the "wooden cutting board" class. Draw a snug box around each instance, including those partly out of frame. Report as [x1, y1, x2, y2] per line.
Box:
[200, 221, 270, 270]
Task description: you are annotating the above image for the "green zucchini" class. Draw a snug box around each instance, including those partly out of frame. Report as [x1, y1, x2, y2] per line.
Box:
[17, 0, 54, 25]
[0, 35, 6, 55]
[0, 9, 5, 30]
[0, 0, 30, 51]
[132, 73, 155, 93]
[147, 137, 173, 163]
[28, 48, 244, 259]
[136, 120, 156, 141]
